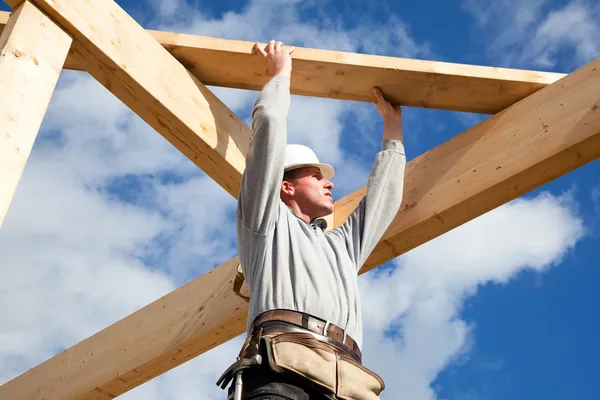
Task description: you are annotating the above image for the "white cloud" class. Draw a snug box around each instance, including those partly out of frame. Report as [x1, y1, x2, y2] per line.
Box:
[0, 68, 238, 386]
[0, 149, 177, 383]
[359, 191, 584, 399]
[462, 0, 600, 69]
[287, 96, 345, 163]
[148, 0, 186, 18]
[42, 72, 198, 182]
[454, 112, 489, 128]
[150, 0, 431, 57]
[533, 2, 600, 67]
[154, 175, 238, 279]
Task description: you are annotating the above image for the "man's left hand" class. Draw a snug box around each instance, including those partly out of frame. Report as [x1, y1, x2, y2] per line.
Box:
[373, 87, 403, 142]
[255, 40, 295, 78]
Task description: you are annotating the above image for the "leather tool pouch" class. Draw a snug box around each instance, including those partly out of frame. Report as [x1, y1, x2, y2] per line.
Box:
[260, 332, 385, 400]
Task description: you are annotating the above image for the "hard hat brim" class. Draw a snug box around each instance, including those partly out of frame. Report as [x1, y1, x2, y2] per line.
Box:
[284, 163, 335, 180]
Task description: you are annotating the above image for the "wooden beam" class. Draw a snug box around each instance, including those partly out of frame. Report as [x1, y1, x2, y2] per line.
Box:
[348, 58, 600, 274]
[1, 2, 253, 199]
[0, 10, 566, 114]
[154, 33, 565, 114]
[2, 56, 598, 400]
[0, 2, 72, 229]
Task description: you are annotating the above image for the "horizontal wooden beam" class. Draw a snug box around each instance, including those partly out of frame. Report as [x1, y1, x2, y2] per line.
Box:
[2, 55, 598, 399]
[1, 2, 252, 199]
[155, 33, 565, 114]
[0, 10, 567, 114]
[0, 2, 72, 229]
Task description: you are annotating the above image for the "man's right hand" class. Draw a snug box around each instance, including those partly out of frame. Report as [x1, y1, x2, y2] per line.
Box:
[255, 40, 295, 78]
[373, 87, 403, 142]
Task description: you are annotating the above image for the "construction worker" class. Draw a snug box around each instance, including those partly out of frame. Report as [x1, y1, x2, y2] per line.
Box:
[217, 40, 406, 400]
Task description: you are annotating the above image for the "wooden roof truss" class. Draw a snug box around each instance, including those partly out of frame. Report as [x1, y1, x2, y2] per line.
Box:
[1, 1, 599, 399]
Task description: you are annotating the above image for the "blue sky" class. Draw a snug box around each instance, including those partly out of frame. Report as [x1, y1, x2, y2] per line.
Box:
[0, 1, 599, 399]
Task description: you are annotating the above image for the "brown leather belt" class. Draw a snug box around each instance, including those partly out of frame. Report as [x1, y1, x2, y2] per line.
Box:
[251, 309, 362, 362]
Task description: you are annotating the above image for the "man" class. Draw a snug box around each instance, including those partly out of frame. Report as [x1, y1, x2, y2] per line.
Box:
[221, 40, 406, 399]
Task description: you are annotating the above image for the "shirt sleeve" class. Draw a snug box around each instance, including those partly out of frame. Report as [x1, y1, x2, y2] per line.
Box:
[330, 139, 407, 270]
[236, 74, 291, 235]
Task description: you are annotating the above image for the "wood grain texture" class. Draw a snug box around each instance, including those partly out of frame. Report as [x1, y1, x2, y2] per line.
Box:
[1, 2, 252, 199]
[157, 32, 565, 114]
[2, 54, 597, 399]
[0, 2, 71, 229]
[0, 10, 566, 114]
[340, 58, 600, 274]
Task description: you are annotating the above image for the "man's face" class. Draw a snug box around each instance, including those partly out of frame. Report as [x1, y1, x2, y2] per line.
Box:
[282, 166, 334, 219]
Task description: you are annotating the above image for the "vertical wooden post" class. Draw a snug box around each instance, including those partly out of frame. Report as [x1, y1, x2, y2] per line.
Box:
[0, 1, 72, 229]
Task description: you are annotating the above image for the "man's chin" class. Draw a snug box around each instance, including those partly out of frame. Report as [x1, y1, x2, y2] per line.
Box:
[313, 206, 333, 219]
[322, 203, 334, 215]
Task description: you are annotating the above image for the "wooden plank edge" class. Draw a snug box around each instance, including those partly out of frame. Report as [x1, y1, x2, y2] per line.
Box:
[0, 1, 72, 228]
[0, 10, 568, 114]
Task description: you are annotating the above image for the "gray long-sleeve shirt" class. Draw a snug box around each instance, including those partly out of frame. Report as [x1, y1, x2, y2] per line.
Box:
[236, 74, 406, 348]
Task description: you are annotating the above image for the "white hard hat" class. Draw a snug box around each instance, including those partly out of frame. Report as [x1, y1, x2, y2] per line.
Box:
[284, 144, 335, 180]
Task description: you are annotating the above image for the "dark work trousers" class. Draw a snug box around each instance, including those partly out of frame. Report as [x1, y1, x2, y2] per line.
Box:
[226, 362, 334, 400]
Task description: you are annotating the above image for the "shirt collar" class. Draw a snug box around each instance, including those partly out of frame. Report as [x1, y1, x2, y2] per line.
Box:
[286, 206, 328, 231]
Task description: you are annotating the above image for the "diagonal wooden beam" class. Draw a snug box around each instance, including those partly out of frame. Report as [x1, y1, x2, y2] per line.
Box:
[0, 10, 566, 114]
[2, 55, 598, 399]
[1, 1, 252, 199]
[0, 2, 72, 229]
[341, 58, 600, 274]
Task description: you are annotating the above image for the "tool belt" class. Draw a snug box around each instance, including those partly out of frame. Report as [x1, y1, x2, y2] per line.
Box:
[235, 309, 385, 400]
[250, 309, 363, 362]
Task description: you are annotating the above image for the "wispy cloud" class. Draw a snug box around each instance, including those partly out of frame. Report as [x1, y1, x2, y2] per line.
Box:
[454, 112, 489, 129]
[149, 0, 432, 57]
[462, 0, 600, 70]
[359, 191, 584, 399]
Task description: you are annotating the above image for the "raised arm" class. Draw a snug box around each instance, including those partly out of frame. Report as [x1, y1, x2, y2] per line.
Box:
[237, 41, 295, 235]
[331, 88, 407, 269]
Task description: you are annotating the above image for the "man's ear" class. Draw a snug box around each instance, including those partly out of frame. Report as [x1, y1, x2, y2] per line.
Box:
[281, 180, 295, 197]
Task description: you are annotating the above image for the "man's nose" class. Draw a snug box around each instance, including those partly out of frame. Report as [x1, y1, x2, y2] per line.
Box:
[325, 180, 334, 190]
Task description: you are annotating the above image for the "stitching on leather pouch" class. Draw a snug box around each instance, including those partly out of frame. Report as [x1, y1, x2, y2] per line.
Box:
[269, 332, 384, 397]
[335, 351, 341, 397]
[272, 341, 337, 394]
[339, 353, 385, 390]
